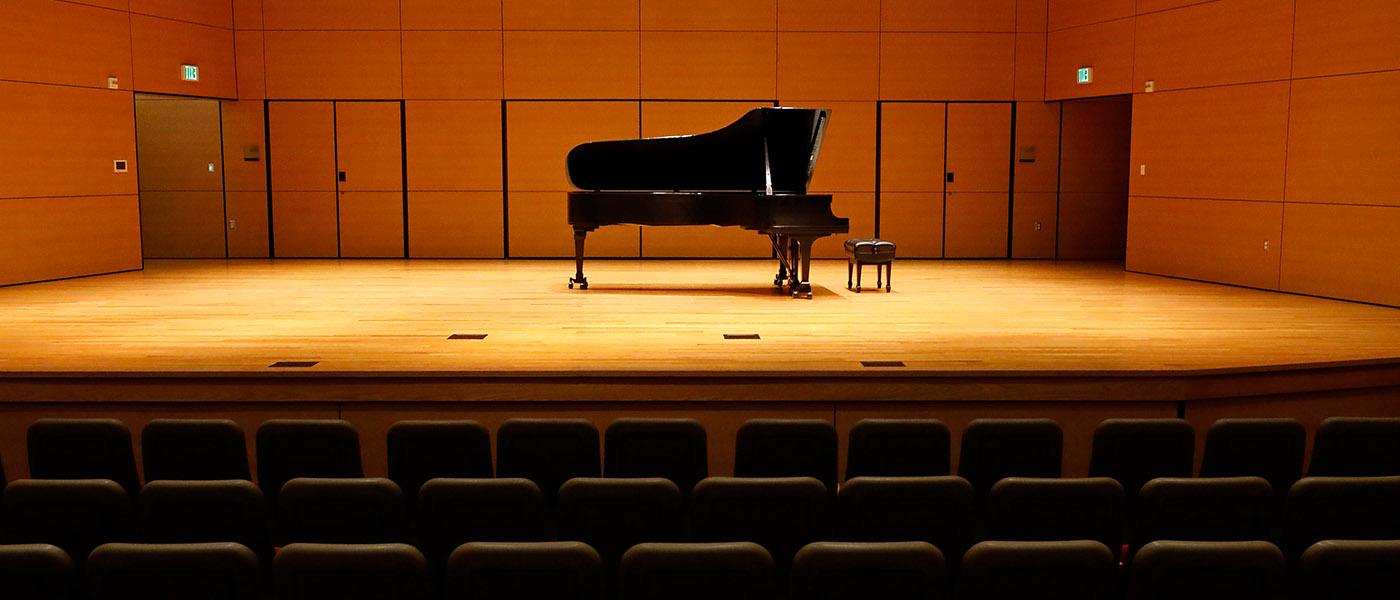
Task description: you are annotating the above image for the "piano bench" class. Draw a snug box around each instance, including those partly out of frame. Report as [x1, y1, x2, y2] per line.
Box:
[844, 238, 895, 293]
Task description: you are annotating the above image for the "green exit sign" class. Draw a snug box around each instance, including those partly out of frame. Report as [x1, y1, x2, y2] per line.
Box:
[181, 64, 199, 82]
[1077, 67, 1093, 84]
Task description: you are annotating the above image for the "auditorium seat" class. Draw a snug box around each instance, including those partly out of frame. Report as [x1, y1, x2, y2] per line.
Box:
[838, 476, 974, 565]
[254, 420, 363, 507]
[0, 479, 133, 567]
[791, 541, 946, 600]
[1128, 477, 1274, 560]
[1127, 541, 1285, 600]
[958, 540, 1115, 600]
[276, 478, 406, 544]
[556, 478, 684, 570]
[957, 419, 1062, 503]
[603, 418, 708, 495]
[845, 419, 951, 479]
[0, 543, 74, 600]
[27, 419, 141, 499]
[414, 478, 548, 572]
[496, 419, 600, 503]
[985, 477, 1123, 552]
[734, 419, 838, 494]
[1283, 475, 1400, 560]
[1088, 419, 1194, 502]
[445, 541, 604, 600]
[1199, 418, 1305, 497]
[141, 419, 250, 482]
[273, 543, 430, 600]
[691, 477, 828, 574]
[1298, 540, 1400, 600]
[386, 420, 492, 503]
[85, 542, 260, 600]
[619, 542, 772, 600]
[138, 480, 273, 565]
[1308, 417, 1400, 476]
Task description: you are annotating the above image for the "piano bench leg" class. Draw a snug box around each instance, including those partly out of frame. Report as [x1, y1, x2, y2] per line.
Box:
[855, 263, 863, 293]
[886, 263, 892, 292]
[847, 261, 853, 290]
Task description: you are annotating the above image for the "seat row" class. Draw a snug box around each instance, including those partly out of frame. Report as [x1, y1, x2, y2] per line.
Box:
[7, 415, 1400, 504]
[5, 470, 1399, 575]
[3, 538, 1398, 600]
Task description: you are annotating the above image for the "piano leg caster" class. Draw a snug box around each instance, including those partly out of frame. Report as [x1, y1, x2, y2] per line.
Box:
[568, 277, 588, 290]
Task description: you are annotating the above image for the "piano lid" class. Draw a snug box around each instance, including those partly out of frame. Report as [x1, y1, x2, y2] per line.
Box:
[565, 107, 830, 195]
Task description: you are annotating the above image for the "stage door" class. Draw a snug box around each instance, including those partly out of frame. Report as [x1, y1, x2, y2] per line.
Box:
[268, 101, 405, 258]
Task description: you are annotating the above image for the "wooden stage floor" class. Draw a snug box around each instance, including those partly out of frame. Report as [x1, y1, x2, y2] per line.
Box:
[1, 259, 1399, 402]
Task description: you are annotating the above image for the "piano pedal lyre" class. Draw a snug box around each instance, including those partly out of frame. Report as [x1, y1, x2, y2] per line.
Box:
[568, 277, 588, 290]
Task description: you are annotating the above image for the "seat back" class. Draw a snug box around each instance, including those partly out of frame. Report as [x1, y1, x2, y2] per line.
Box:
[277, 477, 406, 544]
[273, 543, 430, 600]
[734, 419, 838, 493]
[0, 479, 133, 567]
[556, 478, 684, 569]
[414, 478, 548, 572]
[141, 419, 250, 481]
[603, 418, 708, 495]
[1283, 476, 1400, 559]
[85, 542, 260, 600]
[1298, 540, 1400, 600]
[1309, 417, 1400, 476]
[27, 419, 140, 498]
[446, 541, 604, 600]
[0, 544, 74, 600]
[791, 541, 946, 600]
[838, 476, 973, 564]
[1199, 418, 1305, 497]
[691, 477, 827, 573]
[1088, 419, 1194, 502]
[254, 420, 362, 507]
[138, 480, 273, 564]
[846, 419, 951, 480]
[957, 419, 1063, 502]
[620, 542, 773, 600]
[386, 420, 492, 502]
[1127, 541, 1284, 600]
[1128, 477, 1274, 560]
[986, 477, 1124, 552]
[959, 540, 1116, 600]
[496, 419, 600, 503]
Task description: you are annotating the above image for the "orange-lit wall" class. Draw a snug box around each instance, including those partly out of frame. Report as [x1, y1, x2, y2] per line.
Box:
[0, 0, 237, 285]
[1047, 0, 1400, 306]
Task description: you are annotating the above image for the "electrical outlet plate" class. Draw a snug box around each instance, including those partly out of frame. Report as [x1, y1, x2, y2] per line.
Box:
[1145, 80, 1155, 93]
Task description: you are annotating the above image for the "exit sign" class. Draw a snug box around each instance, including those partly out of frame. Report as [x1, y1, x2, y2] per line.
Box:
[1077, 67, 1094, 84]
[181, 64, 199, 82]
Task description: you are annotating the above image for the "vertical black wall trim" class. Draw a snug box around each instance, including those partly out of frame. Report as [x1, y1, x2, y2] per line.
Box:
[332, 102, 342, 258]
[874, 101, 882, 239]
[941, 104, 950, 258]
[1054, 102, 1064, 260]
[500, 100, 510, 258]
[264, 100, 275, 257]
[132, 94, 145, 268]
[218, 101, 229, 259]
[1006, 101, 1017, 259]
[400, 100, 409, 258]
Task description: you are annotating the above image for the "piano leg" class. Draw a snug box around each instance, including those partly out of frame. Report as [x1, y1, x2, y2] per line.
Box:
[789, 234, 818, 299]
[569, 227, 589, 290]
[771, 234, 789, 287]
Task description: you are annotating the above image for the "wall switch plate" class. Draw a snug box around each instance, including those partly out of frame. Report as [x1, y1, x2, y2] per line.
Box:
[1145, 80, 1155, 93]
[207, 163, 215, 173]
[228, 219, 237, 230]
[1264, 240, 1270, 251]
[107, 76, 119, 89]
[1139, 164, 1146, 175]
[113, 160, 128, 173]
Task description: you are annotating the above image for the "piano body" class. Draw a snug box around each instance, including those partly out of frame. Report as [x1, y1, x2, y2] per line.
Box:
[565, 107, 849, 298]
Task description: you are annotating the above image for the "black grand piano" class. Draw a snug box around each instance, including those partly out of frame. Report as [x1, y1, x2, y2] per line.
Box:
[565, 107, 849, 298]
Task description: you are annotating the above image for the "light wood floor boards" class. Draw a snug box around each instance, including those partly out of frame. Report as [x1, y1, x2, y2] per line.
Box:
[0, 259, 1397, 378]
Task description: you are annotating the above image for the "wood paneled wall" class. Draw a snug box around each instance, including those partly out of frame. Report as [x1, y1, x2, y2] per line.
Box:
[230, 0, 1069, 260]
[1047, 0, 1400, 306]
[1, 0, 237, 286]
